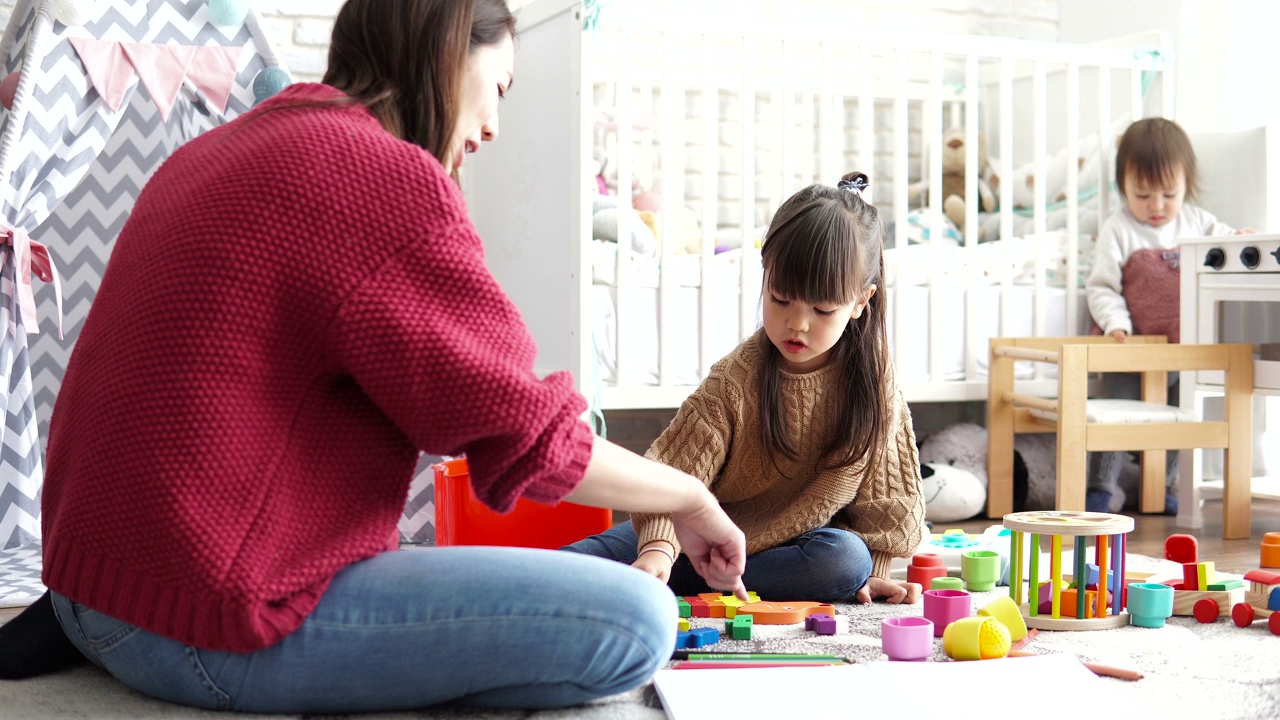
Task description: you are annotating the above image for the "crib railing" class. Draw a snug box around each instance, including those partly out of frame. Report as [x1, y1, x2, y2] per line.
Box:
[588, 12, 1172, 408]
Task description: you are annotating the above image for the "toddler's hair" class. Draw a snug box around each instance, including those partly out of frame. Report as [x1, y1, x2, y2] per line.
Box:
[1115, 118, 1199, 201]
[756, 171, 888, 474]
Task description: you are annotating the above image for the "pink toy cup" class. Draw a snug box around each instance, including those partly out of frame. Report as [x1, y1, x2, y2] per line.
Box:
[923, 589, 972, 637]
[881, 616, 934, 661]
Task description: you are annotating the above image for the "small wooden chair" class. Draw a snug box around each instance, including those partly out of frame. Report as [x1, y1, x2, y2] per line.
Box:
[987, 336, 1254, 539]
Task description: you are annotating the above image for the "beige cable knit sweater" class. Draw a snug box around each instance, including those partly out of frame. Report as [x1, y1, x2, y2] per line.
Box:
[632, 337, 925, 581]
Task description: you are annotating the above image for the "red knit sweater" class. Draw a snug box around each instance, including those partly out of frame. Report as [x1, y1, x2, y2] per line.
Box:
[40, 84, 593, 652]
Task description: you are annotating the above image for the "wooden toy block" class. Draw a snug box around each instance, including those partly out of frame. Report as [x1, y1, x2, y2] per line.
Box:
[684, 596, 710, 618]
[694, 593, 728, 618]
[1165, 534, 1198, 564]
[678, 617, 690, 632]
[674, 626, 720, 650]
[677, 598, 691, 618]
[804, 613, 838, 636]
[724, 614, 753, 640]
[706, 593, 750, 618]
[1197, 562, 1217, 592]
[1261, 532, 1280, 569]
[736, 601, 836, 625]
[1170, 587, 1245, 617]
[1182, 563, 1200, 592]
[1042, 588, 1106, 618]
[1208, 579, 1243, 591]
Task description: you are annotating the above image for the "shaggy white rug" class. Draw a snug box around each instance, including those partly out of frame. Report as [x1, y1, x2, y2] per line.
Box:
[1, 553, 1277, 720]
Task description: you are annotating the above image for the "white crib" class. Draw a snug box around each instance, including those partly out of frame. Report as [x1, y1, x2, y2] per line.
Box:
[464, 0, 1176, 411]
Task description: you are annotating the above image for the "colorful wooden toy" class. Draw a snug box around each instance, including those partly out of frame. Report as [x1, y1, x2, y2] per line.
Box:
[678, 617, 690, 632]
[1164, 533, 1198, 564]
[724, 613, 754, 640]
[1261, 532, 1280, 569]
[674, 626, 720, 649]
[1231, 569, 1280, 635]
[804, 613, 837, 636]
[735, 601, 835, 625]
[1003, 510, 1133, 630]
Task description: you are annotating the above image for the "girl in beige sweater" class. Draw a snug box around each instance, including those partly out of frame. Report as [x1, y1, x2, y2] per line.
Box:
[565, 172, 925, 604]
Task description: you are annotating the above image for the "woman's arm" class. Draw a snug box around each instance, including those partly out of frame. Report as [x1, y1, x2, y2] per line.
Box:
[567, 436, 747, 599]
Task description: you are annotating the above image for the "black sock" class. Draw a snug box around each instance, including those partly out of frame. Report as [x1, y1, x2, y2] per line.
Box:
[0, 590, 87, 679]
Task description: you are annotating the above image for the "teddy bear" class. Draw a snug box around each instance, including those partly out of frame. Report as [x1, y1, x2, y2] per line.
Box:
[917, 422, 1069, 521]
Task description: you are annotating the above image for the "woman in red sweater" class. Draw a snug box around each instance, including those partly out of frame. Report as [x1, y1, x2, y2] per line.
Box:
[0, 0, 747, 712]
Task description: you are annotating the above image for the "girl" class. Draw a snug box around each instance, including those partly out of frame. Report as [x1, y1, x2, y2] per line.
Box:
[1084, 117, 1253, 514]
[565, 172, 925, 605]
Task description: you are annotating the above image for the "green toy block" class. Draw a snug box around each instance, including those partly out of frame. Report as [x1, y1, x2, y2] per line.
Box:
[1208, 579, 1243, 591]
[724, 613, 753, 640]
[677, 598, 691, 618]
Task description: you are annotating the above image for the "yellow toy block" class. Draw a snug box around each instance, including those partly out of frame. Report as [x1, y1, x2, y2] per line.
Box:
[1197, 562, 1217, 592]
[678, 617, 690, 632]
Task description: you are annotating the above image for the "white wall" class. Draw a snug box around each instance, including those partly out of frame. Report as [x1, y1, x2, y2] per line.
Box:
[1060, 0, 1280, 134]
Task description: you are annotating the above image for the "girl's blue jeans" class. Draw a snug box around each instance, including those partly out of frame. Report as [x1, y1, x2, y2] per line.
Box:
[562, 521, 871, 602]
[51, 546, 674, 714]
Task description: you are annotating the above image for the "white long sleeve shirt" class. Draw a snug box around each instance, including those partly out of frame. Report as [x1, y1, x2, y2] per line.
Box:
[1085, 204, 1235, 335]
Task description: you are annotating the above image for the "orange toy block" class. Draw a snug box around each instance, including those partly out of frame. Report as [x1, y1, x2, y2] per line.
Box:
[1262, 532, 1280, 569]
[735, 601, 836, 625]
[698, 592, 755, 619]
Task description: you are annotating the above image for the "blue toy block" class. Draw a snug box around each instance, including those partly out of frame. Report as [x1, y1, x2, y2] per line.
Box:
[1269, 587, 1280, 612]
[674, 626, 720, 650]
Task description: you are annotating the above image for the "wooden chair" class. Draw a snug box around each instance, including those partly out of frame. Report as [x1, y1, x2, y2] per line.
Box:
[987, 336, 1254, 539]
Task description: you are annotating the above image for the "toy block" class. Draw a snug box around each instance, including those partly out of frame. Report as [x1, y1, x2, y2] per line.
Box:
[1183, 563, 1200, 592]
[724, 614, 753, 640]
[931, 576, 963, 590]
[674, 626, 720, 650]
[678, 617, 690, 632]
[1270, 588, 1280, 612]
[1197, 562, 1217, 592]
[677, 598, 691, 618]
[906, 553, 949, 588]
[715, 594, 749, 619]
[1170, 588, 1245, 617]
[684, 596, 710, 618]
[695, 592, 727, 618]
[1042, 588, 1107, 618]
[804, 613, 838, 636]
[1207, 579, 1243, 591]
[1165, 534, 1198, 564]
[736, 601, 836, 625]
[1262, 532, 1280, 569]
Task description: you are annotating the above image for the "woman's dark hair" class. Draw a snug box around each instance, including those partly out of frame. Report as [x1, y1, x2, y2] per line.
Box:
[323, 0, 516, 162]
[756, 171, 889, 475]
[1115, 117, 1199, 202]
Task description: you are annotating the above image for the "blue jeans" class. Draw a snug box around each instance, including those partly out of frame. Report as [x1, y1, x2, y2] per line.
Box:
[562, 521, 871, 602]
[51, 547, 674, 713]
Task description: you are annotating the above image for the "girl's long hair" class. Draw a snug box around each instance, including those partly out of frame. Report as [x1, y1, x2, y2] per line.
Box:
[755, 171, 890, 475]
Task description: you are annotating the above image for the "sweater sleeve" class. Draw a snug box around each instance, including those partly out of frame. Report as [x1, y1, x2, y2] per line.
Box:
[329, 221, 592, 513]
[631, 370, 734, 557]
[1085, 215, 1133, 335]
[1190, 205, 1236, 236]
[842, 390, 926, 580]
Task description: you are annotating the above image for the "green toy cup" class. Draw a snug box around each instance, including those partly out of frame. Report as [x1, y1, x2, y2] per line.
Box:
[961, 550, 1001, 592]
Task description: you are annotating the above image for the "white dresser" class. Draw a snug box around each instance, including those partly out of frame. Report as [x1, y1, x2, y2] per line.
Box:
[1178, 235, 1280, 530]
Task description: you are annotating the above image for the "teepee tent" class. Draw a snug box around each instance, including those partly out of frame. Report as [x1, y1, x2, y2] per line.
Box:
[0, 0, 288, 606]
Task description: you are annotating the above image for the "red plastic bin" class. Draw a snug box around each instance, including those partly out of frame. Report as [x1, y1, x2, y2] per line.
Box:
[433, 458, 612, 548]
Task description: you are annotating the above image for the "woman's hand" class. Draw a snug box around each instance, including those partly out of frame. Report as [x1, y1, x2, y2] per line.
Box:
[855, 577, 922, 605]
[670, 488, 748, 600]
[1110, 329, 1128, 343]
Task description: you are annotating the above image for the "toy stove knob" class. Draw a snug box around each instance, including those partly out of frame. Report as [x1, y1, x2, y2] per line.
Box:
[1240, 246, 1261, 270]
[1271, 246, 1280, 265]
[1203, 247, 1226, 270]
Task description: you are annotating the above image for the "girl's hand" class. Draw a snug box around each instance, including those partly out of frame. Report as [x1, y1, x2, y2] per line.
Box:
[632, 546, 674, 583]
[855, 577, 922, 605]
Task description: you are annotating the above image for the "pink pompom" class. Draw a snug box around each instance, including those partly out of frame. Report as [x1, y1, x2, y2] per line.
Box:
[0, 72, 21, 111]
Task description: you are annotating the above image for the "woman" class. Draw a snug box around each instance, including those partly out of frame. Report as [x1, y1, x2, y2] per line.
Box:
[0, 0, 746, 713]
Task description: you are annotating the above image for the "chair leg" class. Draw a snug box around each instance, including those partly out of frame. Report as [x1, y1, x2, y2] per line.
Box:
[1056, 346, 1089, 511]
[988, 350, 1015, 518]
[1139, 450, 1166, 514]
[1222, 344, 1254, 540]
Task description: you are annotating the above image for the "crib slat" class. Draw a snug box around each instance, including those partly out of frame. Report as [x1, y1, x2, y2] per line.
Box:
[1065, 62, 1080, 338]
[781, 39, 795, 193]
[740, 35, 756, 341]
[1097, 66, 1111, 234]
[1130, 66, 1143, 123]
[1032, 60, 1048, 349]
[699, 34, 717, 382]
[658, 30, 678, 388]
[928, 50, 945, 386]
[893, 49, 910, 375]
[613, 29, 633, 388]
[998, 57, 1014, 342]
[858, 46, 873, 183]
[821, 42, 839, 185]
[963, 53, 980, 384]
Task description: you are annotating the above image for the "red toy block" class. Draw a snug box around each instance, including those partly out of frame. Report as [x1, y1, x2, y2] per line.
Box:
[684, 596, 710, 618]
[1183, 563, 1201, 591]
[1165, 534, 1198, 564]
[906, 554, 949, 589]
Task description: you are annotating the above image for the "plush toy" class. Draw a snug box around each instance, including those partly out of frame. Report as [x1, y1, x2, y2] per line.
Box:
[938, 128, 997, 241]
[920, 462, 986, 523]
[918, 422, 1071, 518]
[592, 195, 657, 256]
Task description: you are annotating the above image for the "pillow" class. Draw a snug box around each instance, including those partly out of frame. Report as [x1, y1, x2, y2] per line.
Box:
[1091, 246, 1181, 342]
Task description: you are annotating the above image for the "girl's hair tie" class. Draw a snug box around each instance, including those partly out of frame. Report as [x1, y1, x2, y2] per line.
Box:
[837, 173, 869, 196]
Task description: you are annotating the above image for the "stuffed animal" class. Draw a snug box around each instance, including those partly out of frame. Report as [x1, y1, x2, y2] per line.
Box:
[939, 128, 997, 241]
[918, 422, 1069, 517]
[919, 462, 986, 523]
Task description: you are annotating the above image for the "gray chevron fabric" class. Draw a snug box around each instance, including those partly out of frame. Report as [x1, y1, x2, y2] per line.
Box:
[0, 0, 283, 577]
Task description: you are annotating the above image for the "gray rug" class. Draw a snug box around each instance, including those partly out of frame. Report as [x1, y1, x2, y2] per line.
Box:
[2, 553, 1277, 719]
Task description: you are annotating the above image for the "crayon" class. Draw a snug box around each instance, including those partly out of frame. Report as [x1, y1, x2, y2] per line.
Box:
[672, 651, 852, 662]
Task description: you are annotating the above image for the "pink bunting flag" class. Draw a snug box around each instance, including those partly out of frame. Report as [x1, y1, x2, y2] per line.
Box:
[71, 37, 245, 121]
[68, 37, 135, 111]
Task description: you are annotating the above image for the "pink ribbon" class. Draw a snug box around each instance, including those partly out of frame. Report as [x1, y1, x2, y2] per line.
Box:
[2, 225, 63, 339]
